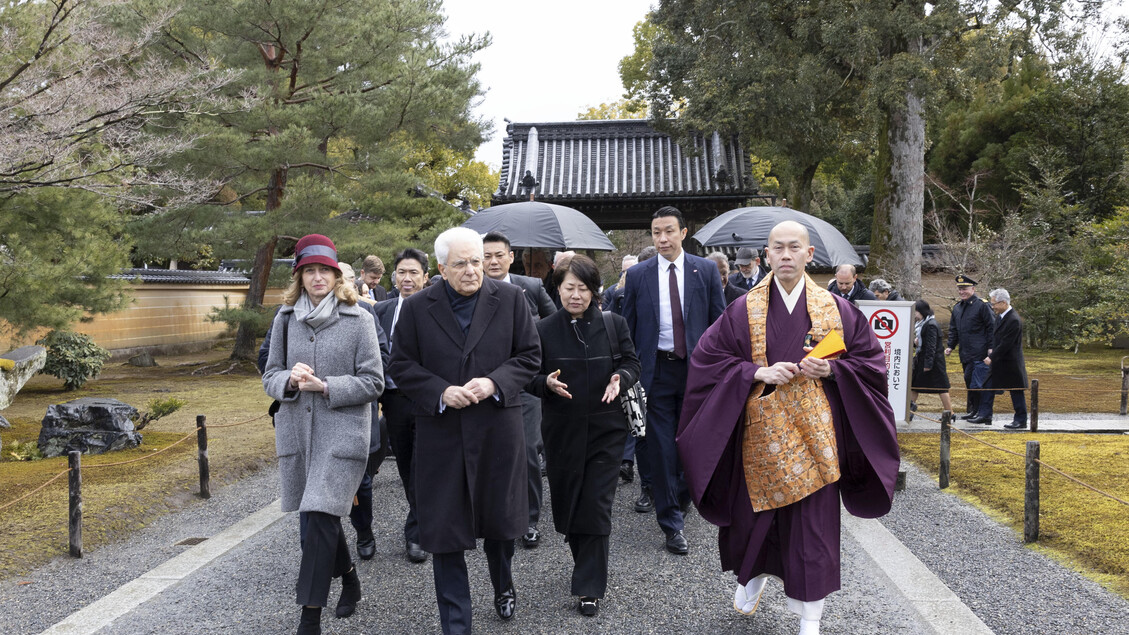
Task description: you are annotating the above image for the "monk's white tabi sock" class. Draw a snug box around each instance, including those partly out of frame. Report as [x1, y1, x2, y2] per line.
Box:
[733, 575, 768, 615]
[786, 597, 824, 635]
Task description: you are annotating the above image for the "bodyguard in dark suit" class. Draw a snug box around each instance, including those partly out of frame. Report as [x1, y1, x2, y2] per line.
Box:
[482, 231, 554, 549]
[970, 288, 1029, 428]
[373, 248, 430, 563]
[388, 228, 541, 635]
[945, 275, 997, 419]
[622, 206, 725, 555]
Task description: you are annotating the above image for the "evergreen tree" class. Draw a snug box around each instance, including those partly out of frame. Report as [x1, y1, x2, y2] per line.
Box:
[131, 0, 490, 360]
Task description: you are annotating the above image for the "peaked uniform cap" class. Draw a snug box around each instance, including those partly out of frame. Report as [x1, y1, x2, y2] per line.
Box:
[955, 274, 977, 287]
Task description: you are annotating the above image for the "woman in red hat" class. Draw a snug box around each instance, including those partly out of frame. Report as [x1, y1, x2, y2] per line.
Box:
[262, 234, 385, 634]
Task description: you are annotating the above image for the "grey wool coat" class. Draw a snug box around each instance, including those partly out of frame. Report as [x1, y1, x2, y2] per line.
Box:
[262, 299, 385, 517]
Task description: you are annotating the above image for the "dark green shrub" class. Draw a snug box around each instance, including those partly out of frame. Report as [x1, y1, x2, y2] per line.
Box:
[36, 330, 111, 390]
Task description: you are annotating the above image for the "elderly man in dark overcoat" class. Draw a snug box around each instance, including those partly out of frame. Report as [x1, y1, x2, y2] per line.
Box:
[388, 226, 541, 635]
[969, 288, 1029, 428]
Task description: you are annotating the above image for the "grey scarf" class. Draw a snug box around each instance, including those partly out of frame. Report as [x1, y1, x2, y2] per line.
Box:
[295, 291, 338, 331]
[915, 314, 933, 348]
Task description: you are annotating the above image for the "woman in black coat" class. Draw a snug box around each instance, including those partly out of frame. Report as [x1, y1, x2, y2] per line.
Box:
[528, 255, 640, 618]
[911, 299, 952, 416]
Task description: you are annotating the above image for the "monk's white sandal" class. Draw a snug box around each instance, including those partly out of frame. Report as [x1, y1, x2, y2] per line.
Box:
[733, 576, 767, 615]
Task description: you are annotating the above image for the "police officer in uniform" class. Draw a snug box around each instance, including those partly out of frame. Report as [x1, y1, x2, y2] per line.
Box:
[945, 275, 997, 420]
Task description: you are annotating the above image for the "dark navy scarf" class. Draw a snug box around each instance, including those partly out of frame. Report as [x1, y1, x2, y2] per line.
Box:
[444, 280, 480, 335]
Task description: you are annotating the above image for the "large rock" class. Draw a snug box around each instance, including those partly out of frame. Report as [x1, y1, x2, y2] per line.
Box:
[0, 345, 47, 410]
[38, 397, 142, 458]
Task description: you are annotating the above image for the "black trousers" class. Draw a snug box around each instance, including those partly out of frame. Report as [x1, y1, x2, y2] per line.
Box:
[520, 391, 543, 526]
[296, 512, 352, 607]
[647, 355, 689, 535]
[384, 389, 420, 543]
[432, 539, 514, 635]
[568, 533, 609, 598]
[348, 472, 372, 535]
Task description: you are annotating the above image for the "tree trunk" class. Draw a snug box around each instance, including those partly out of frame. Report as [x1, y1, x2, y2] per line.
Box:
[870, 88, 925, 299]
[794, 163, 819, 213]
[231, 166, 289, 361]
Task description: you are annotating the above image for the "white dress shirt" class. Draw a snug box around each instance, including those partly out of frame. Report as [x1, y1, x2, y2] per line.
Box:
[774, 275, 805, 314]
[656, 251, 686, 352]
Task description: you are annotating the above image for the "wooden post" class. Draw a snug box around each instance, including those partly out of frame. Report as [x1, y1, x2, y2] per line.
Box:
[895, 470, 906, 491]
[197, 415, 211, 499]
[1120, 357, 1128, 416]
[68, 451, 82, 558]
[1030, 379, 1039, 432]
[1024, 440, 1040, 543]
[939, 410, 951, 489]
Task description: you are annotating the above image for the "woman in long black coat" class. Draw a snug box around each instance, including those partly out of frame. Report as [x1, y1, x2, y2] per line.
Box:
[911, 299, 952, 415]
[528, 255, 640, 618]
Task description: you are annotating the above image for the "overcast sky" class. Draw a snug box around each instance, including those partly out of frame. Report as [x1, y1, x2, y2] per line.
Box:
[442, 0, 656, 167]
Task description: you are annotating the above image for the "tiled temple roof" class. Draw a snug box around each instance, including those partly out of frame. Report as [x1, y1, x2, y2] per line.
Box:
[493, 120, 759, 204]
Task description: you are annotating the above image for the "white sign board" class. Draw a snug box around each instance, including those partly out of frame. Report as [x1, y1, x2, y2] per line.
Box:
[856, 300, 914, 422]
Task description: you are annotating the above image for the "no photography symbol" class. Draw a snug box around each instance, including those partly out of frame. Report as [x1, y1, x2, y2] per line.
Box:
[871, 309, 898, 339]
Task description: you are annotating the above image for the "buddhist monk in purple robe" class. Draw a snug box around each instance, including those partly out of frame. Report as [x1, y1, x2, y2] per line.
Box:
[676, 221, 899, 635]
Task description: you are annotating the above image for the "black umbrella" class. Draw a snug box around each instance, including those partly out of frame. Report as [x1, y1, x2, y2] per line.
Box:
[461, 201, 615, 251]
[692, 206, 862, 267]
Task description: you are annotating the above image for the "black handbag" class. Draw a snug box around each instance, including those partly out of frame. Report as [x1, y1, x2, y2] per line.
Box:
[602, 312, 647, 438]
[268, 314, 289, 427]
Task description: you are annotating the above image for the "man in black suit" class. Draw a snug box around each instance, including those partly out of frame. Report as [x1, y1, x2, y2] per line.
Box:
[373, 248, 430, 563]
[483, 231, 555, 550]
[827, 264, 877, 304]
[622, 206, 726, 555]
[388, 227, 541, 635]
[358, 254, 389, 302]
[728, 246, 765, 290]
[707, 251, 749, 306]
[969, 288, 1029, 428]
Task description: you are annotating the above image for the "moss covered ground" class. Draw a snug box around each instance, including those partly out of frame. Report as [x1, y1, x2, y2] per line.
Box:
[0, 346, 274, 579]
[899, 431, 1129, 598]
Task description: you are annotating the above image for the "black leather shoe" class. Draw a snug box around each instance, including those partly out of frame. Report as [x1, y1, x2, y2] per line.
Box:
[578, 596, 599, 616]
[406, 540, 427, 563]
[355, 530, 375, 561]
[1004, 421, 1028, 429]
[335, 567, 362, 618]
[521, 526, 540, 549]
[634, 487, 654, 513]
[967, 416, 993, 424]
[494, 586, 516, 620]
[619, 460, 634, 483]
[665, 530, 689, 555]
[960, 413, 976, 420]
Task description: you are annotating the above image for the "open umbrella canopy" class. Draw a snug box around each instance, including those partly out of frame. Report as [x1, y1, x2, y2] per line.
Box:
[461, 201, 615, 251]
[692, 206, 862, 268]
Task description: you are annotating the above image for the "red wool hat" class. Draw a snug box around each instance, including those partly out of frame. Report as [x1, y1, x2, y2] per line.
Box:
[293, 234, 341, 273]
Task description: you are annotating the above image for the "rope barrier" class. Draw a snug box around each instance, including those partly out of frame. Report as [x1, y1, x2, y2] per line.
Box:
[905, 413, 1129, 508]
[0, 469, 69, 514]
[0, 413, 269, 511]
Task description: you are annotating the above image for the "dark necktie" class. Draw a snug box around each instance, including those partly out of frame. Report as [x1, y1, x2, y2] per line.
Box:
[669, 265, 687, 359]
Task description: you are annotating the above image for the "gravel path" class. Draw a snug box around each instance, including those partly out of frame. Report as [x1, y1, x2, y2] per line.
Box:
[4, 453, 1126, 635]
[3, 462, 928, 635]
[881, 461, 1129, 635]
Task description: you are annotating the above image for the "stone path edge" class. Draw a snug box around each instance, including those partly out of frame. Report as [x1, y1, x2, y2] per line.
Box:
[844, 511, 994, 635]
[38, 500, 287, 635]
